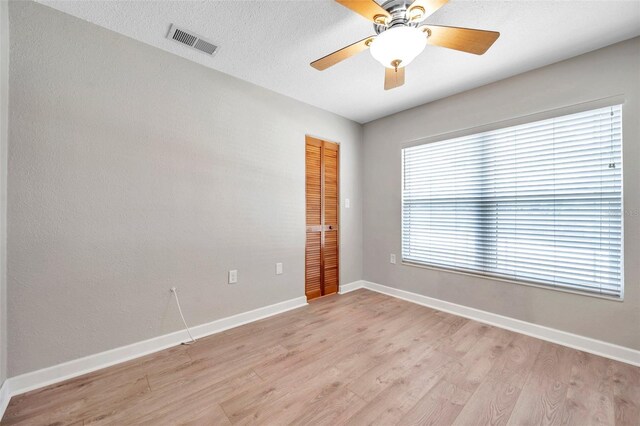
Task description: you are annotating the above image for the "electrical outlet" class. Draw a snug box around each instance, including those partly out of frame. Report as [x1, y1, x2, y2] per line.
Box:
[228, 269, 238, 284]
[390, 254, 396, 264]
[276, 262, 283, 275]
[345, 198, 350, 208]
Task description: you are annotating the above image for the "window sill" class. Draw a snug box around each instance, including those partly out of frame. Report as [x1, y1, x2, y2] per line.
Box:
[400, 260, 624, 302]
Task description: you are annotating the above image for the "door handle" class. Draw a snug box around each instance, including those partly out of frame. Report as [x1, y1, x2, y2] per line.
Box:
[306, 225, 337, 232]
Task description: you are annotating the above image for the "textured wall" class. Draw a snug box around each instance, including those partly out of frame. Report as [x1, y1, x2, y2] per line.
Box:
[0, 0, 9, 386]
[363, 37, 640, 350]
[7, 1, 363, 376]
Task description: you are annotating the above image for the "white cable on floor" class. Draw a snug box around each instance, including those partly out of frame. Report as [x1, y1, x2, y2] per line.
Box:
[170, 287, 197, 345]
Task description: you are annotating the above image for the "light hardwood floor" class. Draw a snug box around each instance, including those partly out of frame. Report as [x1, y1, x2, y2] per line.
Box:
[2, 289, 639, 425]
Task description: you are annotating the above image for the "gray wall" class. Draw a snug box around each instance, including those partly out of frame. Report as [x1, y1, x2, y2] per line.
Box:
[6, 0, 638, 379]
[363, 37, 640, 350]
[7, 1, 363, 376]
[0, 0, 8, 386]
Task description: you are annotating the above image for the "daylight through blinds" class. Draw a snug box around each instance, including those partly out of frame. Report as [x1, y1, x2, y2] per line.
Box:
[401, 105, 623, 297]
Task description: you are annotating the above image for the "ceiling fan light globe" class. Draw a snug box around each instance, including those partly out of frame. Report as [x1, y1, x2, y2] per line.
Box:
[370, 26, 427, 68]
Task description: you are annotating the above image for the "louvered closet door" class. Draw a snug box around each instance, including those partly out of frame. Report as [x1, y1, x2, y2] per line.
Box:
[322, 142, 339, 295]
[305, 138, 323, 300]
[305, 137, 340, 301]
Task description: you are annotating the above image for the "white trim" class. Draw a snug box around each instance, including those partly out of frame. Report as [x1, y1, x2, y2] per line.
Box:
[339, 280, 366, 294]
[3, 279, 637, 421]
[362, 281, 640, 367]
[0, 379, 10, 421]
[399, 95, 626, 150]
[400, 261, 623, 302]
[4, 296, 307, 401]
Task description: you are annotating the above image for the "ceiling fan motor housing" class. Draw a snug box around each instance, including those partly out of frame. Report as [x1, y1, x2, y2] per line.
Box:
[374, 0, 422, 33]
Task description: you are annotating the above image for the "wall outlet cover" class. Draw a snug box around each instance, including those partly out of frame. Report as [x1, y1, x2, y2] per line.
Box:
[228, 269, 238, 284]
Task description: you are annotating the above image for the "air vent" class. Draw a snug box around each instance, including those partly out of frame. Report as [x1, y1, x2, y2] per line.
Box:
[167, 24, 219, 56]
[173, 29, 197, 47]
[194, 39, 217, 55]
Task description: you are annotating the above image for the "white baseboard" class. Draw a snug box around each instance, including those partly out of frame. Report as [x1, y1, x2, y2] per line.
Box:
[4, 295, 308, 407]
[3, 278, 637, 420]
[339, 280, 366, 294]
[362, 281, 640, 367]
[0, 380, 10, 421]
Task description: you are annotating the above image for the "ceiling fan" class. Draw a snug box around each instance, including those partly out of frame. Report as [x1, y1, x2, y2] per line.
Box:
[310, 0, 500, 90]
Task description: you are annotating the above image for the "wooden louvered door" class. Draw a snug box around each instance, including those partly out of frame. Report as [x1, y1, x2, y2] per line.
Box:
[305, 136, 339, 301]
[322, 141, 339, 296]
[305, 138, 323, 300]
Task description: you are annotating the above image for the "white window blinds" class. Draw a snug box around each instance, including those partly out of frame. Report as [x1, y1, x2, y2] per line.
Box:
[402, 105, 623, 297]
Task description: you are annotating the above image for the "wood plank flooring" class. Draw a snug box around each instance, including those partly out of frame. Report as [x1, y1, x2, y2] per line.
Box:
[2, 289, 639, 425]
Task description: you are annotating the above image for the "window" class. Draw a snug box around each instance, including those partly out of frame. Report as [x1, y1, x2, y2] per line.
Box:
[402, 105, 623, 298]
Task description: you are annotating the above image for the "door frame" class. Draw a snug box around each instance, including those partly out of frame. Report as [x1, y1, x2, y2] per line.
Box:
[305, 135, 340, 299]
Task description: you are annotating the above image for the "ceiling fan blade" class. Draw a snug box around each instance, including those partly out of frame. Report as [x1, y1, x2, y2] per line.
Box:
[384, 66, 405, 90]
[310, 36, 375, 71]
[421, 25, 499, 55]
[407, 0, 449, 22]
[335, 0, 391, 24]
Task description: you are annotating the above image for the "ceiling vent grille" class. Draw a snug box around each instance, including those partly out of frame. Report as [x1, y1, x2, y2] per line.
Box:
[167, 24, 219, 56]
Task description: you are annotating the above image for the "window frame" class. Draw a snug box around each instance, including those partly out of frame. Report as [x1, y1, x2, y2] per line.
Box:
[399, 97, 625, 301]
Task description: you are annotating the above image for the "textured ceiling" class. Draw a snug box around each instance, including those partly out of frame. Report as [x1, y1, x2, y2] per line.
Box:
[37, 0, 640, 123]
